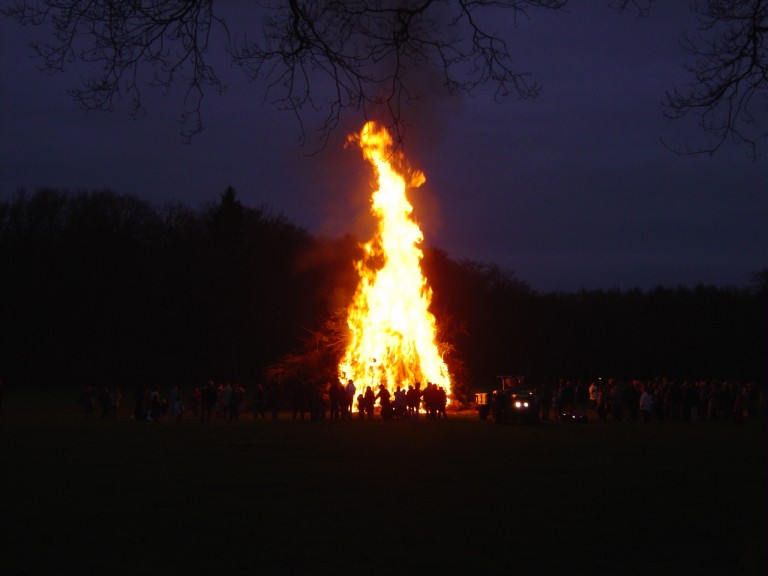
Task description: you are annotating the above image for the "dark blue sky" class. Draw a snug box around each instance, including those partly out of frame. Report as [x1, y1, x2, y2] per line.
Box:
[1, 3, 765, 292]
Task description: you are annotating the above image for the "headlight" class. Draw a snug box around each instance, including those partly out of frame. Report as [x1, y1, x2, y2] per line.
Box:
[514, 401, 522, 408]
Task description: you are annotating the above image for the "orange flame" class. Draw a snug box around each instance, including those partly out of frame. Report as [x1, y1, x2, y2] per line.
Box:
[338, 122, 451, 402]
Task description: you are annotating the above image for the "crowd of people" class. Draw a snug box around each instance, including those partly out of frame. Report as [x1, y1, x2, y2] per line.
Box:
[79, 385, 122, 419]
[79, 378, 451, 422]
[353, 381, 448, 420]
[537, 377, 763, 424]
[78, 376, 763, 425]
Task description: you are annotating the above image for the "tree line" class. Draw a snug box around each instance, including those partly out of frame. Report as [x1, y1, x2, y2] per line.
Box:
[1, 188, 764, 397]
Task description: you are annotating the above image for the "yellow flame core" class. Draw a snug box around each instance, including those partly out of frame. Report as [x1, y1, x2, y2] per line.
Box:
[338, 122, 451, 398]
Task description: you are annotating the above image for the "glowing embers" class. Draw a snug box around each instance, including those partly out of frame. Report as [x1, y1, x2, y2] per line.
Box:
[338, 122, 451, 403]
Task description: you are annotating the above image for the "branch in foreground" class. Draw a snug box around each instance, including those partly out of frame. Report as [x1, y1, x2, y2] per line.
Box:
[3, 0, 567, 144]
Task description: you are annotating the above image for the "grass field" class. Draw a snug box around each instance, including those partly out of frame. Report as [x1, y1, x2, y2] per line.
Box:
[1, 389, 766, 576]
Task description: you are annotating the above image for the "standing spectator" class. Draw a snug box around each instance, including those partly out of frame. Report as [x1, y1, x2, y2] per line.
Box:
[596, 384, 608, 420]
[436, 386, 448, 419]
[170, 384, 184, 422]
[148, 387, 164, 423]
[733, 386, 747, 424]
[328, 381, 341, 420]
[575, 380, 589, 418]
[393, 386, 407, 419]
[190, 385, 201, 417]
[539, 380, 552, 421]
[363, 386, 375, 419]
[745, 382, 760, 418]
[80, 386, 95, 418]
[375, 384, 392, 419]
[133, 383, 146, 422]
[651, 380, 664, 421]
[253, 384, 266, 419]
[108, 386, 121, 419]
[609, 380, 624, 421]
[356, 393, 365, 419]
[423, 383, 438, 419]
[664, 380, 681, 421]
[310, 384, 327, 420]
[219, 383, 232, 419]
[344, 379, 356, 419]
[588, 380, 599, 414]
[406, 383, 422, 418]
[266, 382, 280, 419]
[559, 381, 575, 417]
[683, 381, 701, 422]
[201, 381, 216, 422]
[639, 385, 654, 423]
[98, 386, 110, 418]
[292, 380, 307, 420]
[230, 383, 245, 420]
[622, 382, 639, 421]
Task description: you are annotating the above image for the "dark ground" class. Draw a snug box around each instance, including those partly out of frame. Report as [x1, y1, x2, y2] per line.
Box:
[1, 390, 766, 576]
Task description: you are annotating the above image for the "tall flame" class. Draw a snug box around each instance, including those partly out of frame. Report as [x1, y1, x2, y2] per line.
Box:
[338, 122, 451, 401]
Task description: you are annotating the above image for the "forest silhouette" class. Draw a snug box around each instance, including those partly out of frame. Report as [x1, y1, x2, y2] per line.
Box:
[1, 187, 764, 396]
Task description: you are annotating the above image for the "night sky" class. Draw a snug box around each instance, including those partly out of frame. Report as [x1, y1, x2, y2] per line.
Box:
[1, 3, 765, 292]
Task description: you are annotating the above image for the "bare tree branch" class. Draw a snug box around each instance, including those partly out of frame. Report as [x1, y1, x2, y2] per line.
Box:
[609, 0, 652, 18]
[4, 1, 229, 141]
[3, 0, 566, 145]
[7, 1, 762, 156]
[664, 0, 768, 159]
